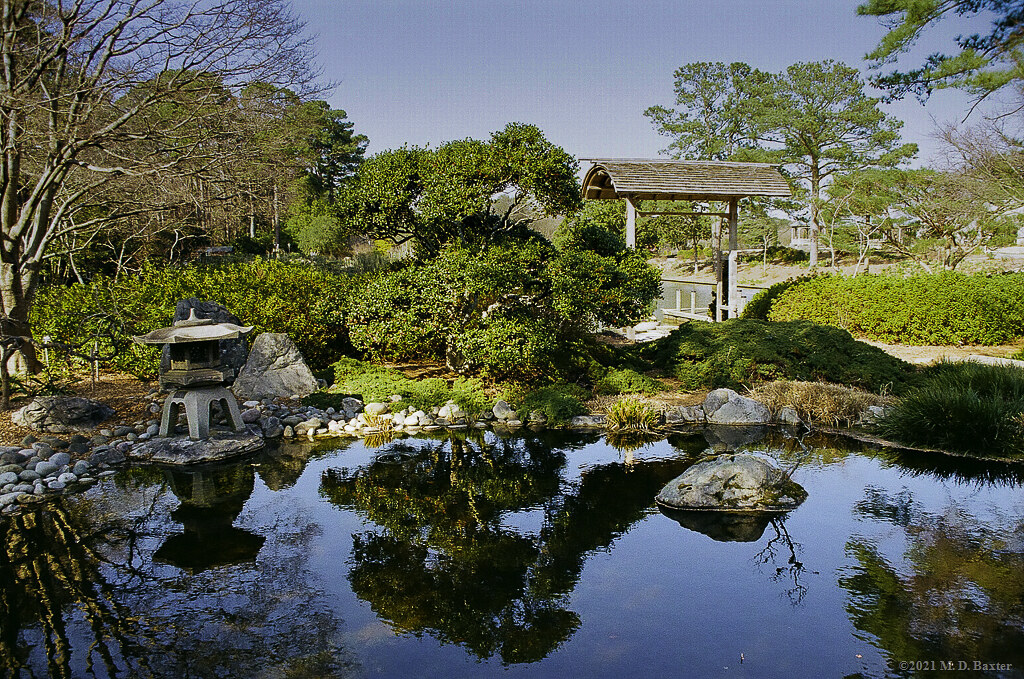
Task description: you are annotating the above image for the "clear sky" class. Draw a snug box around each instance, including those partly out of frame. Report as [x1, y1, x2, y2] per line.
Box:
[290, 0, 999, 166]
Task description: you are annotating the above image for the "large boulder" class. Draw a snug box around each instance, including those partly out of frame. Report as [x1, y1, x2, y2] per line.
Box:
[130, 433, 264, 465]
[13, 397, 114, 433]
[703, 388, 771, 425]
[161, 298, 249, 382]
[232, 333, 318, 400]
[656, 453, 807, 512]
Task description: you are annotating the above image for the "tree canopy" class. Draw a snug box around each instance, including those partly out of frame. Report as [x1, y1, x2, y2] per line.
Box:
[646, 60, 917, 267]
[859, 0, 1024, 103]
[0, 0, 324, 368]
[340, 123, 581, 258]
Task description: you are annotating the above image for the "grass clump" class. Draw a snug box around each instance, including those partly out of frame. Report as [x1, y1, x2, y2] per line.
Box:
[606, 397, 659, 431]
[594, 368, 665, 396]
[751, 381, 889, 427]
[515, 384, 588, 425]
[640, 319, 913, 393]
[876, 360, 1024, 457]
[328, 358, 491, 413]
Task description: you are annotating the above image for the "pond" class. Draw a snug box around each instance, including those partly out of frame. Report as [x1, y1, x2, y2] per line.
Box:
[2, 428, 1023, 678]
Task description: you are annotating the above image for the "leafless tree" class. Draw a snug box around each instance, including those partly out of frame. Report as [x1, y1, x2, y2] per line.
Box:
[1, 0, 319, 371]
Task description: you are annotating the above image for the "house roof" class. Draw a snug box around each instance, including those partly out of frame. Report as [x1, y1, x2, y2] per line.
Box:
[581, 159, 792, 201]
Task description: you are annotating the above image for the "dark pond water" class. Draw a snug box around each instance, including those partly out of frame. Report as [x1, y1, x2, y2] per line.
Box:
[2, 428, 1024, 678]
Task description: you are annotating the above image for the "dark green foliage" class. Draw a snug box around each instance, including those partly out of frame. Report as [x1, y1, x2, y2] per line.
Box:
[640, 319, 913, 392]
[329, 358, 490, 413]
[516, 384, 589, 425]
[594, 368, 665, 396]
[766, 272, 1024, 345]
[741, 274, 821, 320]
[32, 260, 354, 377]
[346, 240, 660, 381]
[877, 361, 1024, 457]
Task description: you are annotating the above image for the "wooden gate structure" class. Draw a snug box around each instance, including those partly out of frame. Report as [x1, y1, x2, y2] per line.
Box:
[580, 159, 791, 321]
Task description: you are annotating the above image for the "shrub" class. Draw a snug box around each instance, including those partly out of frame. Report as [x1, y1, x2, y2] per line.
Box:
[516, 384, 588, 424]
[594, 368, 665, 396]
[329, 358, 491, 413]
[32, 259, 354, 377]
[765, 272, 1024, 345]
[876, 360, 1024, 456]
[345, 240, 660, 381]
[742, 274, 822, 321]
[639, 319, 913, 393]
[606, 397, 659, 431]
[751, 380, 889, 427]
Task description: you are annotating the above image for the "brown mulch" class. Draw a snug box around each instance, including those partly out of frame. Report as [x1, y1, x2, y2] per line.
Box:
[0, 372, 156, 446]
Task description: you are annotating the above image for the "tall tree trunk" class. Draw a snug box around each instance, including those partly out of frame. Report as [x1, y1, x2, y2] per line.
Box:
[808, 161, 820, 268]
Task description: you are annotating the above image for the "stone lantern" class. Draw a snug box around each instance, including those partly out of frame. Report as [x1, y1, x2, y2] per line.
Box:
[134, 310, 253, 440]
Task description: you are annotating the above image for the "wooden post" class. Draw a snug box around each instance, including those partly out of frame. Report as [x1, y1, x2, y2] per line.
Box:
[625, 197, 637, 249]
[690, 291, 696, 315]
[676, 289, 682, 311]
[728, 198, 738, 251]
[728, 251, 739, 319]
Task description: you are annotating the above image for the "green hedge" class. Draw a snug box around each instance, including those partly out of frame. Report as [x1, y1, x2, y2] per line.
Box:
[639, 319, 914, 393]
[761, 272, 1024, 345]
[32, 260, 354, 377]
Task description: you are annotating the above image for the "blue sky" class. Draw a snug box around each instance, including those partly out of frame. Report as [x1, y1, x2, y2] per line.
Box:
[290, 0, 999, 166]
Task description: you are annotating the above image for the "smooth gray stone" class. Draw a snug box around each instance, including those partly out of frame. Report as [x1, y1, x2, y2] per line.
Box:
[657, 453, 807, 512]
[0, 472, 18, 485]
[34, 461, 59, 477]
[49, 452, 71, 467]
[18, 470, 40, 482]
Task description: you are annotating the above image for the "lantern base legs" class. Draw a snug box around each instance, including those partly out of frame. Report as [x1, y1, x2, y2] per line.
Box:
[159, 386, 245, 441]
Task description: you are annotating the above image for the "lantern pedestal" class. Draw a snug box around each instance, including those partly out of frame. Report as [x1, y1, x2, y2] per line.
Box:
[159, 386, 244, 441]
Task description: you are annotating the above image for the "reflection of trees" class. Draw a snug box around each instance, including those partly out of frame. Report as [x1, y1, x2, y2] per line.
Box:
[865, 447, 1024, 487]
[841, 486, 1024, 674]
[321, 431, 694, 664]
[1, 462, 356, 678]
[753, 519, 812, 605]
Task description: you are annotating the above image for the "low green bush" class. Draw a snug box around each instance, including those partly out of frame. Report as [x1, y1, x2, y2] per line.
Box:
[329, 358, 491, 413]
[876, 361, 1024, 457]
[516, 384, 588, 424]
[742, 274, 821, 321]
[32, 259, 354, 377]
[639, 319, 913, 393]
[764, 272, 1024, 345]
[594, 368, 665, 396]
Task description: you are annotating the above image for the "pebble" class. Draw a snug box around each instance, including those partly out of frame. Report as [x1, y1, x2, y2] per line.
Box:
[35, 461, 59, 477]
[50, 452, 71, 467]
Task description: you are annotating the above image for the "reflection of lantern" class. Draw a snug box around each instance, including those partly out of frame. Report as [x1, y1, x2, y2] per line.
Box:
[133, 310, 254, 440]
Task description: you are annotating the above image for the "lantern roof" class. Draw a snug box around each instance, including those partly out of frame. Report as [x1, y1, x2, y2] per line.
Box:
[133, 310, 253, 345]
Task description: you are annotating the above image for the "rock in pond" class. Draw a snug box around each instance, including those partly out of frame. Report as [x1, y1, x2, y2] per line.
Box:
[702, 389, 771, 426]
[656, 453, 807, 512]
[130, 433, 265, 466]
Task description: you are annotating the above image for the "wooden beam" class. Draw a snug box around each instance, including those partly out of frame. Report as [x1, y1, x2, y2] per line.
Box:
[727, 198, 738, 251]
[636, 210, 730, 218]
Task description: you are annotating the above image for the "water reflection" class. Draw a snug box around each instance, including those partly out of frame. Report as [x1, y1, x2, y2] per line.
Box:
[154, 466, 265, 572]
[0, 455, 355, 677]
[660, 507, 775, 542]
[321, 431, 695, 664]
[841, 486, 1024, 675]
